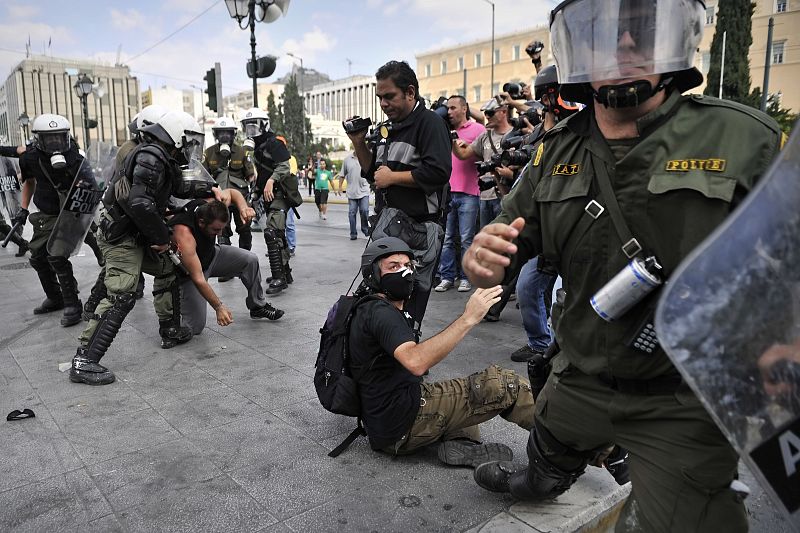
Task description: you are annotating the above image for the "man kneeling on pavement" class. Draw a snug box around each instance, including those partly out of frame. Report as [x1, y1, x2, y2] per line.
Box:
[169, 190, 284, 335]
[352, 237, 534, 465]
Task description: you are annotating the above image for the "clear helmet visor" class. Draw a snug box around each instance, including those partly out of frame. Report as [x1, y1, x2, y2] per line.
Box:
[180, 132, 204, 164]
[38, 131, 70, 154]
[243, 122, 261, 138]
[214, 130, 235, 145]
[550, 0, 705, 84]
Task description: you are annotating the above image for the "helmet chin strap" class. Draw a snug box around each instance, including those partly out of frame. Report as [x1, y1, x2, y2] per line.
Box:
[592, 75, 674, 108]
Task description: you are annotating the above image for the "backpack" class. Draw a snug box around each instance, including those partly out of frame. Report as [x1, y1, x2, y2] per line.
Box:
[314, 294, 381, 457]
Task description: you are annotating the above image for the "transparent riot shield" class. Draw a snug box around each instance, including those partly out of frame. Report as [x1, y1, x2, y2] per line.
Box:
[170, 156, 216, 210]
[46, 149, 110, 257]
[656, 127, 800, 527]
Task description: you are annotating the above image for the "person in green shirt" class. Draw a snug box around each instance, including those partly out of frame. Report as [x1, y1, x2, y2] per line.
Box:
[465, 0, 783, 531]
[314, 159, 336, 220]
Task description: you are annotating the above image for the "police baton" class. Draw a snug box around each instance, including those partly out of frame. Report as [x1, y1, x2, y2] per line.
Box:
[2, 221, 23, 248]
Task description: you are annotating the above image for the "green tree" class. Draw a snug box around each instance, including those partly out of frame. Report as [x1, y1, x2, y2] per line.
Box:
[748, 88, 798, 134]
[281, 75, 313, 161]
[704, 0, 755, 104]
[266, 90, 285, 135]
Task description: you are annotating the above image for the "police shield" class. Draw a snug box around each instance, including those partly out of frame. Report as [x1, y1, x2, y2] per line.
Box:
[656, 127, 800, 527]
[46, 153, 105, 257]
[87, 141, 119, 191]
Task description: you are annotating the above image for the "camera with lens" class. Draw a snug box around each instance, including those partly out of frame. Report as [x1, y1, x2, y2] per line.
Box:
[475, 153, 503, 176]
[502, 82, 527, 100]
[343, 116, 372, 135]
[500, 144, 534, 167]
[525, 40, 544, 57]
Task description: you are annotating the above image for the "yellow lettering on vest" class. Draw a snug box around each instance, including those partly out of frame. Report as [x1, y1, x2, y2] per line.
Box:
[552, 163, 580, 176]
[665, 158, 727, 173]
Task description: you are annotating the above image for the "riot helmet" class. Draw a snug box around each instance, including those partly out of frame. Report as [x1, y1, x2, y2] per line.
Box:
[550, 0, 705, 107]
[240, 107, 270, 149]
[136, 104, 168, 132]
[360, 237, 414, 291]
[212, 116, 237, 157]
[31, 114, 71, 169]
[534, 65, 581, 121]
[140, 110, 205, 165]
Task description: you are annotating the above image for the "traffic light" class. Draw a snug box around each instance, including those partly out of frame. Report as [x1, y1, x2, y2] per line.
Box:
[204, 68, 217, 113]
[247, 56, 277, 79]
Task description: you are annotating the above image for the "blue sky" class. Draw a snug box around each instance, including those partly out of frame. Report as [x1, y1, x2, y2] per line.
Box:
[0, 0, 554, 97]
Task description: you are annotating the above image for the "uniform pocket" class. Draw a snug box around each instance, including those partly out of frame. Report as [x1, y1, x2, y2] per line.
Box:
[647, 172, 738, 202]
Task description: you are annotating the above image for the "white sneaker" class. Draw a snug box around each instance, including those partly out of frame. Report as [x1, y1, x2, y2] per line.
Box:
[434, 280, 453, 292]
[457, 279, 472, 292]
[322, 214, 327, 220]
[318, 212, 323, 219]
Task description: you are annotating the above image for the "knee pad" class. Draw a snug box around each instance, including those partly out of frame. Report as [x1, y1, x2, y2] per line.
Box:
[510, 421, 586, 500]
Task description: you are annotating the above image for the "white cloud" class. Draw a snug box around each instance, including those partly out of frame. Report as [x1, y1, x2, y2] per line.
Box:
[110, 8, 150, 32]
[5, 2, 40, 20]
[281, 26, 337, 66]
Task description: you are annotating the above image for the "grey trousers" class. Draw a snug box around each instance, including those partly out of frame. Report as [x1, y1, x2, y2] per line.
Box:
[181, 245, 267, 335]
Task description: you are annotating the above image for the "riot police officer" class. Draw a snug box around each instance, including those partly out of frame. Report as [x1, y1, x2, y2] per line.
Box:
[203, 116, 255, 258]
[81, 105, 166, 320]
[467, 0, 783, 530]
[71, 110, 216, 386]
[241, 108, 293, 294]
[17, 114, 93, 326]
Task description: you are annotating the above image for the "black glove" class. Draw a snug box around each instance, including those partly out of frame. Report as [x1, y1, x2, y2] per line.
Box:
[13, 208, 28, 227]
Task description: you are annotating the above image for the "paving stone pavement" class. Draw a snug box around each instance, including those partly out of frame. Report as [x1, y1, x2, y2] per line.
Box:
[0, 201, 788, 532]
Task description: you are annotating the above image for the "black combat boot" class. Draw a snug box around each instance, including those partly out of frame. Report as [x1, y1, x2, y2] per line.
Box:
[30, 257, 64, 314]
[70, 347, 115, 385]
[159, 319, 193, 349]
[70, 292, 137, 386]
[50, 258, 82, 327]
[265, 231, 287, 295]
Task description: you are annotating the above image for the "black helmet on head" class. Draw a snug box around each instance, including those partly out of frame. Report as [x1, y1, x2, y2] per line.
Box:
[535, 65, 581, 120]
[361, 237, 413, 290]
[550, 0, 705, 107]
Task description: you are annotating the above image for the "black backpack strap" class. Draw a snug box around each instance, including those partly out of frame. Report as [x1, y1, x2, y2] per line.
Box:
[328, 418, 367, 458]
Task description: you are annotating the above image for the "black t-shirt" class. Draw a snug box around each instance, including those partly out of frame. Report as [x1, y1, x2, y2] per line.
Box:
[349, 298, 420, 450]
[20, 147, 92, 216]
[167, 200, 216, 271]
[364, 102, 452, 222]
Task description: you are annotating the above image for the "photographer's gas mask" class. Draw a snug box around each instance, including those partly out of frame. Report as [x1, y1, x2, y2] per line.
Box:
[37, 130, 71, 169]
[213, 129, 236, 158]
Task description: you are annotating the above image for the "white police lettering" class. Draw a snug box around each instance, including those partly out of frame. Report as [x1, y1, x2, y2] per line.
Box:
[65, 185, 102, 214]
[0, 175, 20, 191]
[779, 430, 800, 477]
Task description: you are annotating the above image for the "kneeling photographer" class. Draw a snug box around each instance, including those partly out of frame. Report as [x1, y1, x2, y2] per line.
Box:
[451, 99, 515, 229]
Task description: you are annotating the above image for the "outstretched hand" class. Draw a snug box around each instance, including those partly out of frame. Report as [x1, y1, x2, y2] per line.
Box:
[463, 286, 504, 326]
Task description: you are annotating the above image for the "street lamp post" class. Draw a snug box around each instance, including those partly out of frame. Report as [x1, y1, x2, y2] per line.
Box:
[73, 73, 94, 150]
[482, 0, 495, 96]
[225, 0, 291, 108]
[287, 52, 306, 147]
[17, 112, 30, 143]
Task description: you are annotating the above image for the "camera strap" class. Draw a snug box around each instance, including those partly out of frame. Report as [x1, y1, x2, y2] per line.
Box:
[590, 153, 644, 259]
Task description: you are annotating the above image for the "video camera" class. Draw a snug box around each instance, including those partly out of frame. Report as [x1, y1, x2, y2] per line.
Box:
[342, 116, 372, 135]
[525, 40, 544, 57]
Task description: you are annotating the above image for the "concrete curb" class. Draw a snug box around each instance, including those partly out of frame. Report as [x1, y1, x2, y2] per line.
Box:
[468, 476, 631, 533]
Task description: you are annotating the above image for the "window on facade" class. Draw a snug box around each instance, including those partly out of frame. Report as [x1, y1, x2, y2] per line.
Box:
[457, 56, 464, 71]
[513, 45, 521, 60]
[705, 6, 715, 24]
[776, 0, 787, 12]
[492, 83, 500, 96]
[773, 41, 785, 64]
[474, 52, 482, 68]
[425, 64, 431, 77]
[494, 49, 500, 64]
[473, 85, 481, 102]
[440, 60, 447, 74]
